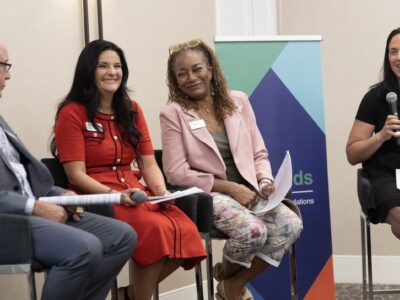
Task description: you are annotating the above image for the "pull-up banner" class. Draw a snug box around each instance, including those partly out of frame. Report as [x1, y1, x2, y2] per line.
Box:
[215, 36, 335, 300]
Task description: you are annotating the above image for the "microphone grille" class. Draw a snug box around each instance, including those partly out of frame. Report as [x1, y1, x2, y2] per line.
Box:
[132, 190, 147, 203]
[386, 92, 397, 103]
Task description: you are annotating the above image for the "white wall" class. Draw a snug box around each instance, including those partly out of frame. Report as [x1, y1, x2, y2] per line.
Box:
[216, 0, 277, 36]
[0, 1, 84, 157]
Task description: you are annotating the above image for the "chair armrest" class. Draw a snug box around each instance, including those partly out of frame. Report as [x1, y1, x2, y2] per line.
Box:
[175, 194, 199, 225]
[357, 168, 375, 215]
[0, 214, 32, 264]
[86, 205, 115, 218]
[175, 192, 213, 233]
[195, 193, 213, 233]
[41, 158, 69, 188]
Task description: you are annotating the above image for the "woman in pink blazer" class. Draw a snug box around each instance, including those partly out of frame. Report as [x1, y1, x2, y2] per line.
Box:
[160, 39, 303, 300]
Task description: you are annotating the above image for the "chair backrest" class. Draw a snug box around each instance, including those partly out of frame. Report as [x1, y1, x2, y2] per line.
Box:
[41, 158, 69, 189]
[0, 214, 32, 265]
[154, 149, 164, 175]
[357, 168, 375, 218]
[40, 157, 115, 218]
[154, 149, 184, 190]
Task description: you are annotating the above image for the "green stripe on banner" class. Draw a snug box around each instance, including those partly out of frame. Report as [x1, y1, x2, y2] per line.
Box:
[215, 41, 287, 95]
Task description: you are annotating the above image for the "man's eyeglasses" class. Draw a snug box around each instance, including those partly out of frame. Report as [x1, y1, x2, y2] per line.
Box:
[0, 61, 12, 72]
[168, 38, 203, 55]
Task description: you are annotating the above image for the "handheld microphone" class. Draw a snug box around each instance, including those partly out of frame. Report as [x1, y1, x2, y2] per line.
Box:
[386, 92, 400, 145]
[129, 190, 147, 203]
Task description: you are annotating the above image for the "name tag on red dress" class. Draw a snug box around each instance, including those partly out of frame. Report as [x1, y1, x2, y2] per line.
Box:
[85, 122, 103, 132]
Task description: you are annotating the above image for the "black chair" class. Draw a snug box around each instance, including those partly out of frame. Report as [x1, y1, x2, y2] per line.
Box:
[154, 150, 298, 300]
[358, 168, 400, 300]
[0, 213, 41, 300]
[154, 149, 209, 300]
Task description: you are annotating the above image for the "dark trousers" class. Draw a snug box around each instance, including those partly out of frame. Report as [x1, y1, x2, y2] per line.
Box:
[29, 212, 136, 300]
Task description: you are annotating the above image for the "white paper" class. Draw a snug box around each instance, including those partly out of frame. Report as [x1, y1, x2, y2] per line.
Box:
[149, 187, 204, 203]
[250, 151, 292, 214]
[396, 169, 400, 190]
[39, 193, 122, 205]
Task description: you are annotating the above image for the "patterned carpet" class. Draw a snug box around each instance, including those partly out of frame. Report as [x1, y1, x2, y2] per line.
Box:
[335, 284, 400, 300]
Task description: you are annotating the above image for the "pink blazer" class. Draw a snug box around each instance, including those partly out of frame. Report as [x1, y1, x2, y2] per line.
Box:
[160, 90, 273, 193]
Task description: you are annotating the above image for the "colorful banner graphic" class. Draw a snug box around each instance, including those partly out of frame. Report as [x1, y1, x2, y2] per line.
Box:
[215, 37, 335, 300]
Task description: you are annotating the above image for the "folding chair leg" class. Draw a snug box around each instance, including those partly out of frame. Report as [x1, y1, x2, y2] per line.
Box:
[205, 233, 214, 300]
[111, 278, 119, 300]
[289, 244, 298, 300]
[27, 270, 37, 300]
[361, 214, 368, 300]
[195, 263, 204, 300]
[153, 284, 159, 300]
[365, 218, 373, 300]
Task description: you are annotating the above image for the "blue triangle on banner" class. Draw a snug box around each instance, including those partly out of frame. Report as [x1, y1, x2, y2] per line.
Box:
[247, 69, 333, 300]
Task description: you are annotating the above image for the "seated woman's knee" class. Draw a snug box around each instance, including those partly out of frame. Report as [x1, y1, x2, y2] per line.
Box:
[291, 216, 303, 240]
[386, 206, 400, 225]
[238, 222, 268, 250]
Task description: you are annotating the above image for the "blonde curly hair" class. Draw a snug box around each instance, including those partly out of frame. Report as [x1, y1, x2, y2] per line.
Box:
[166, 39, 236, 122]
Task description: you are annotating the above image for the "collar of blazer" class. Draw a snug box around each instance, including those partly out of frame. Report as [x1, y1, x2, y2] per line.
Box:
[3, 128, 18, 140]
[1, 125, 32, 164]
[0, 125, 21, 174]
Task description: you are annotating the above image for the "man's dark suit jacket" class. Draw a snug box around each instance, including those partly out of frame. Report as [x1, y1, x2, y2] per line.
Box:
[0, 115, 66, 215]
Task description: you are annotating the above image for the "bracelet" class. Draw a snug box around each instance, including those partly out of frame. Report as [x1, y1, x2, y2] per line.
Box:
[259, 178, 273, 190]
[259, 178, 273, 185]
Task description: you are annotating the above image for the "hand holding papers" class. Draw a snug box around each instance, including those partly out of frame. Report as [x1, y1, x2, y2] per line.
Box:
[251, 151, 292, 214]
[148, 187, 204, 204]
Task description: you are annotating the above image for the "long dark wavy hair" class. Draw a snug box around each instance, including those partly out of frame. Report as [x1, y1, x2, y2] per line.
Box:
[50, 39, 140, 155]
[167, 39, 236, 122]
[372, 27, 400, 94]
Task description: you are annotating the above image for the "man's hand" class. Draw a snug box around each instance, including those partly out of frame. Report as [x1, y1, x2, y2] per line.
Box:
[32, 201, 68, 223]
[61, 191, 81, 222]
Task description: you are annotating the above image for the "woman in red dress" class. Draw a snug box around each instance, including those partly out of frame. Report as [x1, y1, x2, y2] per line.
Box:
[52, 39, 206, 300]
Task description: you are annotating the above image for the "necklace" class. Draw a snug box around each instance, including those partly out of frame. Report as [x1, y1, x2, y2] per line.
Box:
[197, 99, 213, 114]
[198, 106, 211, 114]
[197, 108, 224, 132]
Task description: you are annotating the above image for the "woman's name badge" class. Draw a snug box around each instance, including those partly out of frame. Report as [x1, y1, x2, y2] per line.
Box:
[85, 122, 103, 132]
[189, 119, 206, 130]
[396, 169, 400, 190]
